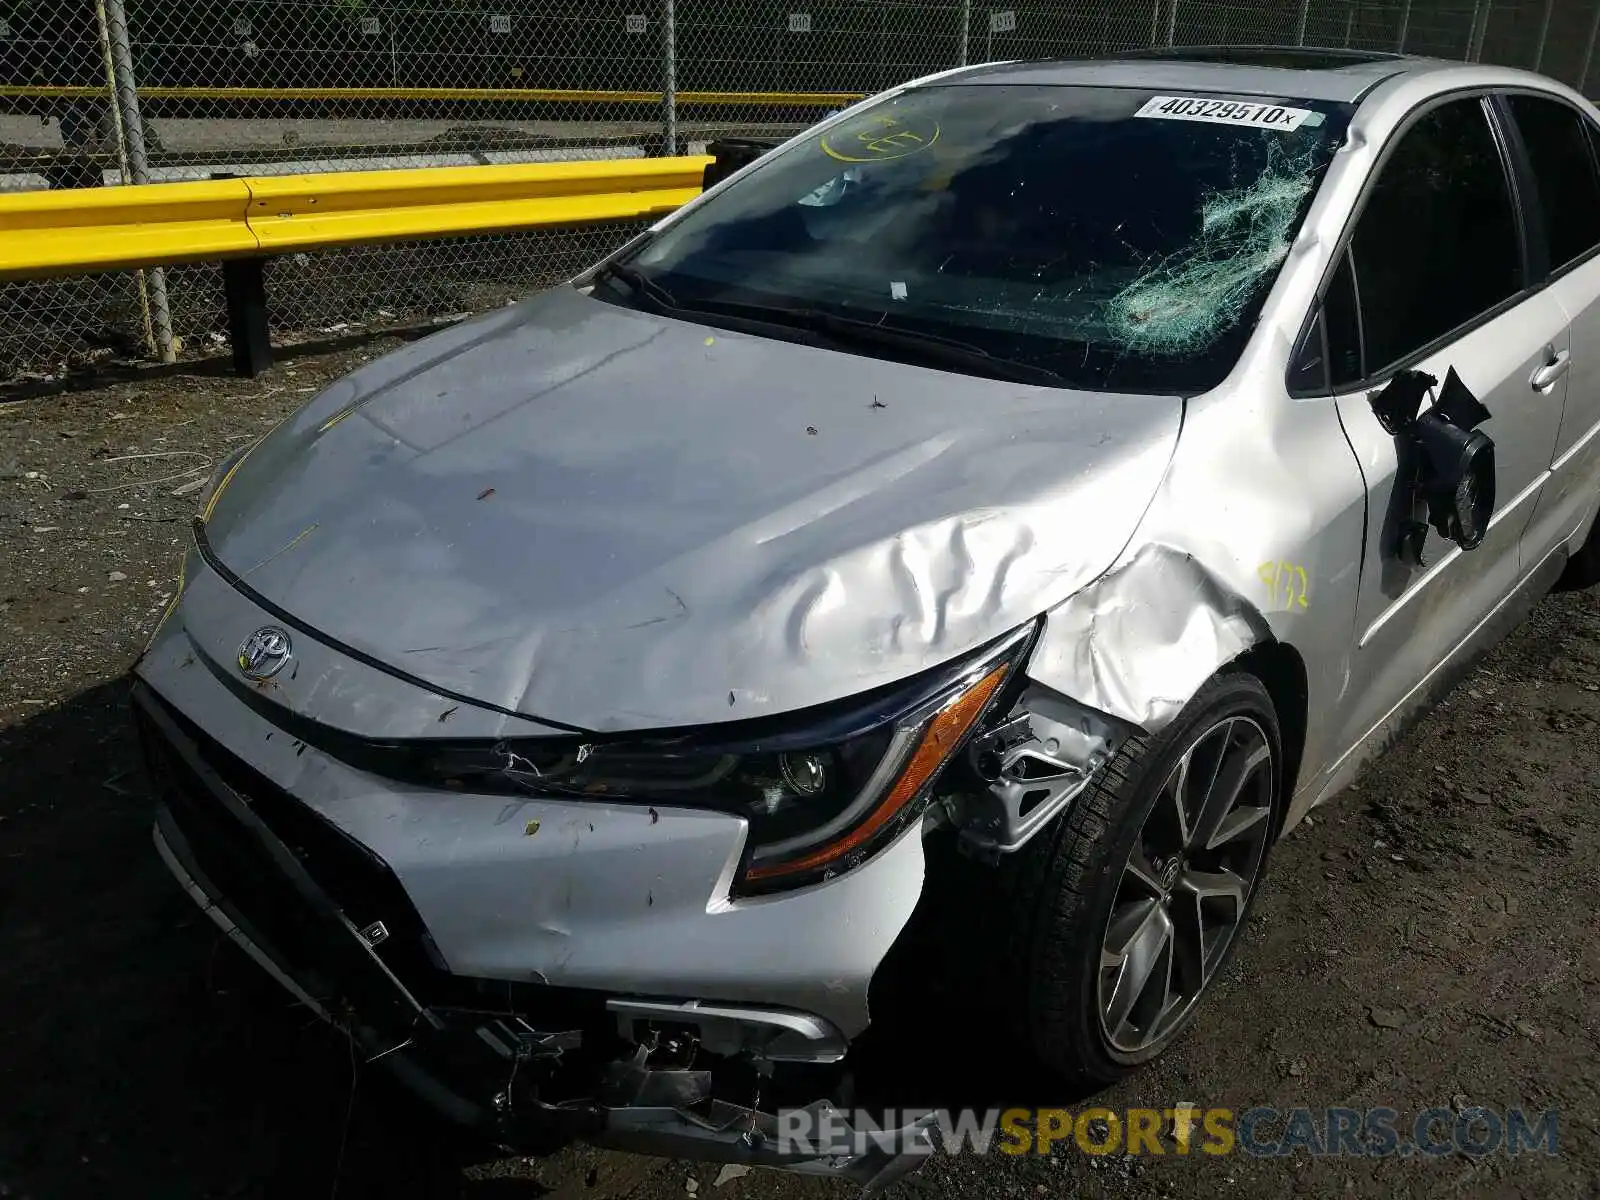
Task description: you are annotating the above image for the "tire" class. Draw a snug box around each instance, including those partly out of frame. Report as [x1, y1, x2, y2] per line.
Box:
[996, 671, 1284, 1086]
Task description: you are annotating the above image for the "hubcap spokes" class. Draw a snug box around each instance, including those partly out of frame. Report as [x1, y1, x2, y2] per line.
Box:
[1098, 715, 1274, 1054]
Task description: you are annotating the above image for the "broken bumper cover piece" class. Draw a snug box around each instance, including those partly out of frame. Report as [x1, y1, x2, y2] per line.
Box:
[134, 681, 933, 1192]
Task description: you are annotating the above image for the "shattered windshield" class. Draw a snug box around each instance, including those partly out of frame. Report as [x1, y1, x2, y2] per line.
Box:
[613, 84, 1352, 393]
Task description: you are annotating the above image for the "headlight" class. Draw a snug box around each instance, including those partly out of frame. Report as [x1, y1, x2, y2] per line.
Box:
[415, 624, 1036, 895]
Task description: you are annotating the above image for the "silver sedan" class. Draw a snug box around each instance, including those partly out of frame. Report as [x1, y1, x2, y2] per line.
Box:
[134, 46, 1600, 1188]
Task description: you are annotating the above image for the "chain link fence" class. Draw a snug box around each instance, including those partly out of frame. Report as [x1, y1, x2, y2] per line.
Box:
[5, 0, 1600, 386]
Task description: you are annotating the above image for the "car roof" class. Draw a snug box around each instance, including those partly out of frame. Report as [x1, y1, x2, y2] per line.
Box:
[933, 46, 1546, 104]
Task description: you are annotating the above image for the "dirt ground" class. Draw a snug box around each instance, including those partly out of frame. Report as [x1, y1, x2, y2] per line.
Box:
[1, 343, 1597, 1200]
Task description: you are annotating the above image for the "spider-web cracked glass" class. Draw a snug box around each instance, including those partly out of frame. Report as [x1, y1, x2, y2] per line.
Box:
[606, 84, 1352, 395]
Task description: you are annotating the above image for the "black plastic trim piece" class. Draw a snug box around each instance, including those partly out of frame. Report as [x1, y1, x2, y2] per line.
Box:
[134, 681, 433, 1033]
[1486, 92, 1546, 288]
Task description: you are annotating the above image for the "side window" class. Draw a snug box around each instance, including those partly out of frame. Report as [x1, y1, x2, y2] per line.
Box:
[1285, 308, 1328, 394]
[1508, 93, 1600, 271]
[1350, 98, 1522, 374]
[1287, 250, 1362, 395]
[1325, 250, 1363, 388]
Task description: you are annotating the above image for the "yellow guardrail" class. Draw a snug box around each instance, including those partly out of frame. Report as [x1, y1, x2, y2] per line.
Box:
[0, 177, 259, 276]
[0, 155, 712, 279]
[246, 158, 707, 250]
[0, 84, 863, 106]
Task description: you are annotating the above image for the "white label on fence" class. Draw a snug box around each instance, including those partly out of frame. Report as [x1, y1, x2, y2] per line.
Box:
[232, 17, 253, 36]
[788, 12, 812, 32]
[489, 14, 512, 34]
[625, 13, 647, 33]
[0, 19, 12, 38]
[360, 16, 381, 35]
[1134, 95, 1314, 131]
[989, 9, 1016, 33]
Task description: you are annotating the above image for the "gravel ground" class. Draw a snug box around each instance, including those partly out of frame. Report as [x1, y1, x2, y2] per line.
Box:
[1, 343, 1597, 1199]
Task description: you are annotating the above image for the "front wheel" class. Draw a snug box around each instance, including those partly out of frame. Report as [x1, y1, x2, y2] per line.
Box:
[998, 673, 1283, 1085]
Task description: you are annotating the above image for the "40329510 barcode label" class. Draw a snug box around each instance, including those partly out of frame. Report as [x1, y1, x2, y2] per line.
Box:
[1134, 95, 1318, 131]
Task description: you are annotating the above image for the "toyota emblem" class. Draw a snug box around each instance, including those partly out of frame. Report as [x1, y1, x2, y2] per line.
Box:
[237, 626, 292, 681]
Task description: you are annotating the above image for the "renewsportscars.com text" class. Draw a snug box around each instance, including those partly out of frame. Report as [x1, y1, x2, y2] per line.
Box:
[774, 1106, 1559, 1159]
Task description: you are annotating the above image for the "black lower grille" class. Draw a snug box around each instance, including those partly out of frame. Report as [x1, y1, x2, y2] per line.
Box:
[134, 682, 656, 1128]
[136, 681, 616, 1028]
[162, 706, 447, 993]
[134, 684, 431, 1038]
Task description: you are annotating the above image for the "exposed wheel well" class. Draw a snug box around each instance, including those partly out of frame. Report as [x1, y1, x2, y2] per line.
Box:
[1553, 497, 1600, 592]
[1230, 641, 1309, 821]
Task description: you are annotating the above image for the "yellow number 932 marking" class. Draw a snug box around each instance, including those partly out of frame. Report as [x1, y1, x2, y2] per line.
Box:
[1258, 561, 1310, 610]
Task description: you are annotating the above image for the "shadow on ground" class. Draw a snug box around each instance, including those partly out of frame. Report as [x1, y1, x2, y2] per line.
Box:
[0, 678, 560, 1198]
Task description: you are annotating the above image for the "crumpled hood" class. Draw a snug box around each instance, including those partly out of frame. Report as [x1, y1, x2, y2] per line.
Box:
[204, 285, 1180, 732]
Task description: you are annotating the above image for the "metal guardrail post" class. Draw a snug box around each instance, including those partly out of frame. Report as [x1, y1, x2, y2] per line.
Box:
[97, 0, 178, 365]
[663, 0, 678, 157]
[222, 259, 273, 378]
[207, 171, 273, 378]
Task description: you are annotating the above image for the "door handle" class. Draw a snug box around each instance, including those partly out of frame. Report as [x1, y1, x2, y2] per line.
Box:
[1531, 349, 1572, 391]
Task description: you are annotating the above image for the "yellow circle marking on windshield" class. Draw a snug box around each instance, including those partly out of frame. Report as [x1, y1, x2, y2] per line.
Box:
[821, 113, 940, 163]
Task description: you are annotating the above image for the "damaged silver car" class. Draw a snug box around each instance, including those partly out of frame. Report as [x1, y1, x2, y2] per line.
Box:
[135, 47, 1600, 1188]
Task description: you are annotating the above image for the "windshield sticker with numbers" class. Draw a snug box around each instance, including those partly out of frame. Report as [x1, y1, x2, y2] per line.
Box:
[1134, 95, 1315, 131]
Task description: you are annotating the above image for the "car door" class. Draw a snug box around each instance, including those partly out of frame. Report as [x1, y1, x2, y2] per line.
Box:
[1502, 90, 1600, 561]
[1325, 94, 1569, 765]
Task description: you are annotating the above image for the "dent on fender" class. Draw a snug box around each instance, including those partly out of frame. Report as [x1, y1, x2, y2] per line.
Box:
[946, 544, 1276, 861]
[1024, 542, 1274, 735]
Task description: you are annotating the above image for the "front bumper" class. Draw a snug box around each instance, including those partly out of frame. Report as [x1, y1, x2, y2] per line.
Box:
[134, 682, 936, 1190]
[138, 553, 929, 1037]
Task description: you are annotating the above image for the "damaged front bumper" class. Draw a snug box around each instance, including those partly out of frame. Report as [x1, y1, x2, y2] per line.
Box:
[134, 682, 935, 1192]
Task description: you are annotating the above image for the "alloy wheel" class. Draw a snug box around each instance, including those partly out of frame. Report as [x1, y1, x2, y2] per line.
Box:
[1096, 715, 1275, 1054]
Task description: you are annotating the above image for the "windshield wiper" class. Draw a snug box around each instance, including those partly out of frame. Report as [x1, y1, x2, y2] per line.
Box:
[680, 298, 1066, 386]
[593, 261, 680, 311]
[592, 270, 1065, 386]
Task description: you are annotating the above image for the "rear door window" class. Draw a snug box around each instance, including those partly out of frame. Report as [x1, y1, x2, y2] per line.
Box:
[1508, 93, 1600, 273]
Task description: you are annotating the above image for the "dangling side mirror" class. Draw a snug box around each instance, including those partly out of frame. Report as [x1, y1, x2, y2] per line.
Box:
[1412, 413, 1496, 551]
[1369, 367, 1496, 563]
